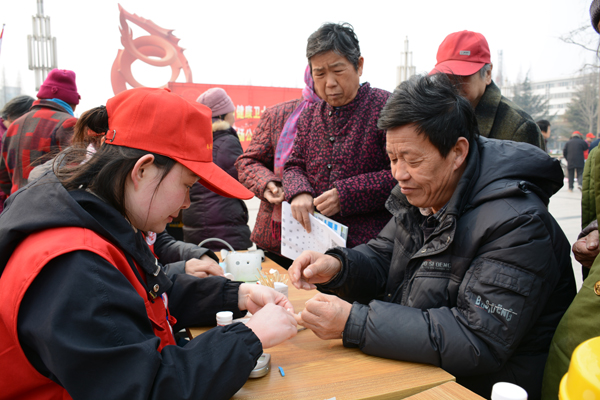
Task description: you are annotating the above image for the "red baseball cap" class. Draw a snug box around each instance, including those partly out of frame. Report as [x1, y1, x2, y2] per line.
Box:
[105, 87, 253, 200]
[587, 132, 595, 139]
[430, 31, 491, 76]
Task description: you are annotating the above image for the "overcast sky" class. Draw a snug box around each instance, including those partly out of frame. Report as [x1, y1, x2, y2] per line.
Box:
[0, 0, 597, 114]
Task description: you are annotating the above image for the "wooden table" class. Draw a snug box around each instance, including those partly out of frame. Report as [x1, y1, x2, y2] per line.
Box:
[403, 382, 485, 400]
[188, 257, 455, 400]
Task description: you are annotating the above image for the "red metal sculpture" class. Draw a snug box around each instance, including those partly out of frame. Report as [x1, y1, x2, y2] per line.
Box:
[111, 4, 193, 95]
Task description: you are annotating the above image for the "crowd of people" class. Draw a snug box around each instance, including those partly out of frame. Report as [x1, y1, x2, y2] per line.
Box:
[1, 2, 600, 399]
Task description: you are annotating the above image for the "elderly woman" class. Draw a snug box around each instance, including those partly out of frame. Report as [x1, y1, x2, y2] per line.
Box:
[283, 23, 396, 248]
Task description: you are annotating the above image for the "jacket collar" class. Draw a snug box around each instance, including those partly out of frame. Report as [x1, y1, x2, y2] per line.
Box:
[474, 81, 501, 137]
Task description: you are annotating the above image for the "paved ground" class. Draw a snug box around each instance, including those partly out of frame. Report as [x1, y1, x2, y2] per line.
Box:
[548, 181, 585, 291]
[245, 178, 586, 291]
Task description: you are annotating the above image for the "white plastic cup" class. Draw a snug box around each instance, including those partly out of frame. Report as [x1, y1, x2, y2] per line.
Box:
[273, 282, 288, 298]
[491, 382, 528, 400]
[216, 311, 233, 326]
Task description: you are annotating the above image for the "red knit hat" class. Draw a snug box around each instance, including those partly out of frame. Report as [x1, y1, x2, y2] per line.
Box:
[430, 31, 491, 76]
[37, 69, 80, 105]
[105, 87, 253, 200]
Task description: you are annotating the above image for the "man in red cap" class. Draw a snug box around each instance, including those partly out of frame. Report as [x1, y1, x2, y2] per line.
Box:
[431, 30, 543, 149]
[0, 69, 79, 195]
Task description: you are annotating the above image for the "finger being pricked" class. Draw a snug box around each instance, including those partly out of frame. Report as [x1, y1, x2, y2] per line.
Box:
[301, 293, 351, 340]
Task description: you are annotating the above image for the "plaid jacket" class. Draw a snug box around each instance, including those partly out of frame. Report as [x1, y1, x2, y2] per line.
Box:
[0, 100, 76, 195]
[475, 81, 544, 149]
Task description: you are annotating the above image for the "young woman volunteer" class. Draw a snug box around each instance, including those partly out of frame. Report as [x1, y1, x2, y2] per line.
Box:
[0, 87, 298, 399]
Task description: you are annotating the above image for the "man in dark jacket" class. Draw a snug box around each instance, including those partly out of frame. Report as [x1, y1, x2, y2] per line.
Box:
[563, 131, 589, 191]
[289, 74, 575, 399]
[430, 30, 544, 149]
[0, 69, 79, 195]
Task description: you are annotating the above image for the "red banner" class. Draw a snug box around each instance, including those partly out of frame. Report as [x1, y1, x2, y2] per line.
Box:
[169, 82, 302, 150]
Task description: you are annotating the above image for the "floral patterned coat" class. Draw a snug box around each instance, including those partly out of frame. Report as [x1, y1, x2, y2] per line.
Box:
[283, 83, 396, 248]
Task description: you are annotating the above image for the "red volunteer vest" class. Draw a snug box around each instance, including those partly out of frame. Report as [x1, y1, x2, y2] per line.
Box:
[0, 227, 177, 400]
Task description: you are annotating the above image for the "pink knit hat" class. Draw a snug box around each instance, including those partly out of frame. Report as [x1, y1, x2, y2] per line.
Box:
[37, 69, 80, 105]
[196, 88, 235, 117]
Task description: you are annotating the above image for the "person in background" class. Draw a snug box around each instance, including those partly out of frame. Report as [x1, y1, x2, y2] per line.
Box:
[536, 119, 551, 152]
[586, 132, 595, 159]
[290, 74, 575, 400]
[0, 69, 79, 195]
[589, 132, 600, 151]
[430, 30, 544, 149]
[0, 95, 35, 211]
[542, 3, 600, 396]
[182, 88, 252, 252]
[235, 66, 320, 269]
[563, 131, 588, 192]
[0, 87, 297, 399]
[0, 95, 35, 135]
[284, 23, 396, 248]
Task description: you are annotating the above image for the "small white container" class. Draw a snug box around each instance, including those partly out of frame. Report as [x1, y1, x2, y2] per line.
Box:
[273, 282, 288, 298]
[216, 311, 233, 326]
[491, 382, 528, 400]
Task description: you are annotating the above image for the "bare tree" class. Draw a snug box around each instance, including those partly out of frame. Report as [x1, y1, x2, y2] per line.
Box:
[560, 25, 600, 130]
[564, 71, 599, 133]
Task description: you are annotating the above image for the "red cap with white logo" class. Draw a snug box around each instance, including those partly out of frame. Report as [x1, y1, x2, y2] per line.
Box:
[430, 30, 491, 77]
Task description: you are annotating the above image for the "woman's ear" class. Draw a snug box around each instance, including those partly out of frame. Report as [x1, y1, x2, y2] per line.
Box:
[130, 154, 156, 190]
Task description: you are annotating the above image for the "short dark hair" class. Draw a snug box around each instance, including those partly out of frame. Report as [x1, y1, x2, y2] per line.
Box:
[536, 119, 551, 133]
[378, 74, 479, 157]
[306, 23, 361, 71]
[1, 95, 35, 121]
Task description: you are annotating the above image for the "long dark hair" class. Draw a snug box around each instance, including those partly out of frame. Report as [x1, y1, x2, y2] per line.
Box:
[56, 106, 176, 218]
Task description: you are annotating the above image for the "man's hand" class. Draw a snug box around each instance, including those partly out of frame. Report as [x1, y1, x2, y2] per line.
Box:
[288, 251, 342, 290]
[573, 229, 599, 268]
[246, 303, 298, 348]
[314, 188, 340, 216]
[184, 255, 225, 278]
[264, 181, 285, 204]
[290, 193, 314, 233]
[297, 293, 351, 340]
[238, 283, 294, 314]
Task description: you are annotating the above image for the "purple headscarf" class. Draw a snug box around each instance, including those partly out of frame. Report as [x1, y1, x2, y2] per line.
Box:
[273, 65, 320, 178]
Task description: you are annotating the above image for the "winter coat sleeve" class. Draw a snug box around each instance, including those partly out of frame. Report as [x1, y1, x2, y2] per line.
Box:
[581, 147, 598, 229]
[18, 250, 261, 400]
[0, 127, 13, 196]
[235, 107, 280, 202]
[322, 211, 564, 377]
[214, 134, 243, 180]
[283, 111, 316, 200]
[334, 169, 396, 217]
[153, 230, 218, 278]
[51, 117, 76, 151]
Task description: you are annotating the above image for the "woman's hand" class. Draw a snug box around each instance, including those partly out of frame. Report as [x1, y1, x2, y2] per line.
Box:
[246, 303, 298, 348]
[290, 193, 314, 233]
[264, 181, 285, 204]
[238, 283, 294, 314]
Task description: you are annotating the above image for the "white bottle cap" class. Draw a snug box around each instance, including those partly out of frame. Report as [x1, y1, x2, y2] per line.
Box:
[216, 311, 233, 326]
[491, 382, 528, 400]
